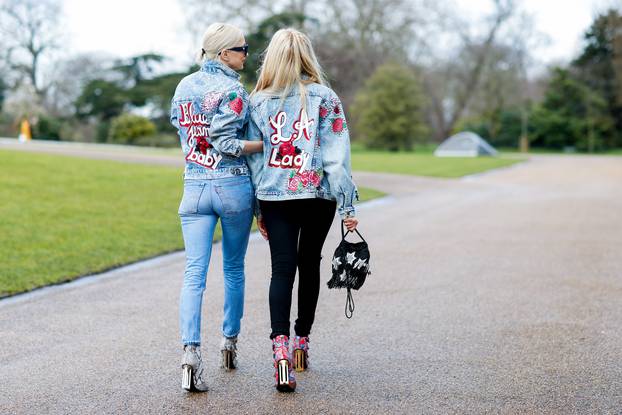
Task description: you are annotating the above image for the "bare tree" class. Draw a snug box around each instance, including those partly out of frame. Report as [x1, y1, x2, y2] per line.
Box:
[467, 43, 525, 139]
[176, 0, 538, 145]
[311, 0, 426, 107]
[423, 0, 517, 140]
[0, 0, 63, 103]
[45, 53, 115, 117]
[177, 0, 428, 108]
[178, 0, 280, 49]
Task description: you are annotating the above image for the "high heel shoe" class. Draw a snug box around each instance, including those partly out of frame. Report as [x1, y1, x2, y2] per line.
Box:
[272, 335, 296, 392]
[181, 345, 209, 392]
[221, 336, 238, 371]
[291, 335, 309, 372]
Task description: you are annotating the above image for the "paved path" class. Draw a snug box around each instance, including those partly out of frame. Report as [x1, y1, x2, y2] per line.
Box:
[0, 138, 183, 166]
[1, 141, 622, 413]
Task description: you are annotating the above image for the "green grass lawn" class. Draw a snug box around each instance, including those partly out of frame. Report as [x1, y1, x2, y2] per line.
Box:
[351, 148, 524, 178]
[0, 150, 383, 297]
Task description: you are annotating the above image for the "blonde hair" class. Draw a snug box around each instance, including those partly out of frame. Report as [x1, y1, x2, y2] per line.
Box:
[252, 28, 327, 109]
[196, 22, 245, 64]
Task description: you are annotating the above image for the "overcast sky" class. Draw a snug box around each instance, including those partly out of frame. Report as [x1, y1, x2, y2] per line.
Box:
[63, 0, 617, 70]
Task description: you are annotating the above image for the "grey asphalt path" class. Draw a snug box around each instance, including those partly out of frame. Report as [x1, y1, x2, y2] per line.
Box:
[0, 138, 183, 166]
[1, 143, 622, 413]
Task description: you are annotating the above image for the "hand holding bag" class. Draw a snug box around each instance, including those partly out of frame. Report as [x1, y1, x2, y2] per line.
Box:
[327, 221, 371, 318]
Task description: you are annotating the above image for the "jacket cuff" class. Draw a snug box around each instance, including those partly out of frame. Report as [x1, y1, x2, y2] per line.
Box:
[230, 139, 244, 157]
[338, 205, 356, 219]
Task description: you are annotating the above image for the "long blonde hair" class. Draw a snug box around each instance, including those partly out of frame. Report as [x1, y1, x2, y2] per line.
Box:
[252, 28, 327, 109]
[196, 23, 245, 64]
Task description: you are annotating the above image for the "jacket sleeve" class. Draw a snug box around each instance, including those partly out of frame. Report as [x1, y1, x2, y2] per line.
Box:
[206, 86, 247, 157]
[244, 108, 265, 217]
[318, 92, 358, 218]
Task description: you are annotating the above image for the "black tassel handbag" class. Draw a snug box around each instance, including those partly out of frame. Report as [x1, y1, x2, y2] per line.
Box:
[327, 221, 371, 318]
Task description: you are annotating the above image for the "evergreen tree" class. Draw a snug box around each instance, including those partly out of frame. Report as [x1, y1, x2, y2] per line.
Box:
[531, 68, 613, 152]
[351, 63, 427, 151]
[573, 9, 622, 148]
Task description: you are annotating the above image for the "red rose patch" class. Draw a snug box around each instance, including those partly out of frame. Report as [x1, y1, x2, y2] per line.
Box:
[196, 137, 212, 154]
[279, 142, 296, 157]
[332, 118, 344, 133]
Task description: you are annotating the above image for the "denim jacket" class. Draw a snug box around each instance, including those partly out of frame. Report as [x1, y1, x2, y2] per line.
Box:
[246, 83, 358, 218]
[170, 60, 249, 179]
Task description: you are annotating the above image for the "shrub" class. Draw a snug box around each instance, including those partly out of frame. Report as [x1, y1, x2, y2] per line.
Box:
[108, 113, 157, 144]
[33, 115, 63, 140]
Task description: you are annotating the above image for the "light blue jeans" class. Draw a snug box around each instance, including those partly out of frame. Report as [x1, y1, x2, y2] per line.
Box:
[178, 175, 254, 346]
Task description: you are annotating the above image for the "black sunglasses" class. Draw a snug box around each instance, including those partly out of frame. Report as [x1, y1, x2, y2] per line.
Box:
[219, 44, 249, 56]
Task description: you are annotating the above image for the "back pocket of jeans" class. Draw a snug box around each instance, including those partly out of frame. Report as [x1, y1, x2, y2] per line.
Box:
[178, 183, 206, 215]
[215, 178, 252, 215]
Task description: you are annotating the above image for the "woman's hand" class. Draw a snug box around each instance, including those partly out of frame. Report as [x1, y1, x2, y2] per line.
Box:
[257, 215, 269, 240]
[241, 140, 263, 154]
[343, 216, 358, 231]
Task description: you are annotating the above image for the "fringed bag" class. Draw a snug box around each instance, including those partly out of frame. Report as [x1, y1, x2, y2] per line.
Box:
[327, 221, 371, 318]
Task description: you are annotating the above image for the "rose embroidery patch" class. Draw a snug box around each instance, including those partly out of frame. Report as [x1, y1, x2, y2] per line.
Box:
[228, 91, 244, 115]
[278, 141, 298, 158]
[195, 136, 211, 155]
[332, 118, 344, 133]
[288, 169, 322, 192]
[320, 99, 346, 135]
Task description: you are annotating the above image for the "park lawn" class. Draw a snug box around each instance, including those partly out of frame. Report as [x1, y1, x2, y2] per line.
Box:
[351, 149, 524, 178]
[0, 150, 383, 297]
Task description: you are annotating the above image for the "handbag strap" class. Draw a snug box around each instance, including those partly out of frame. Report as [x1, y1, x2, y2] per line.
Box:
[345, 288, 355, 319]
[341, 220, 366, 243]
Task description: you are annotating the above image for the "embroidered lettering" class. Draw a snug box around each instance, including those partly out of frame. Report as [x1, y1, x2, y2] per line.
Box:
[292, 109, 314, 141]
[266, 109, 314, 173]
[186, 149, 223, 169]
[268, 149, 310, 172]
[268, 109, 314, 145]
[179, 102, 222, 170]
[269, 111, 289, 145]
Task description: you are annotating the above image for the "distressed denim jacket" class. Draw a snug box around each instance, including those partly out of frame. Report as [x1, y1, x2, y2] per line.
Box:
[170, 60, 249, 179]
[246, 83, 358, 218]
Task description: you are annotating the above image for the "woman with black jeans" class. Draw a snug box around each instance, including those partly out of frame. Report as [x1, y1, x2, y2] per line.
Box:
[260, 199, 337, 340]
[246, 28, 359, 392]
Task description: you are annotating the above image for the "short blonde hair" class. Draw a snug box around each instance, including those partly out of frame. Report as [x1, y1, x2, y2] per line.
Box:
[196, 22, 245, 64]
[252, 28, 327, 109]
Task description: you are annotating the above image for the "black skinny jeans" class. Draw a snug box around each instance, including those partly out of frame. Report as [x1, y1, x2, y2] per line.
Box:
[259, 198, 337, 339]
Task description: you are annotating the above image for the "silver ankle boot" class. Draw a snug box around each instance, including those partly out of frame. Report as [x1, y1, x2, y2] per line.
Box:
[181, 345, 209, 392]
[220, 336, 238, 370]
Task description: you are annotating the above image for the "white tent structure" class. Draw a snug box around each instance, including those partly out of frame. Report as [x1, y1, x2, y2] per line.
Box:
[434, 131, 498, 157]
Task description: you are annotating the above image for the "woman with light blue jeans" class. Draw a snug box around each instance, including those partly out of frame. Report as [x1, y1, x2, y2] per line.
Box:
[170, 22, 262, 392]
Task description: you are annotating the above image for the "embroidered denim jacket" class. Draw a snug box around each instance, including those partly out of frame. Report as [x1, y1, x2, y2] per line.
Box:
[170, 60, 249, 179]
[246, 83, 358, 218]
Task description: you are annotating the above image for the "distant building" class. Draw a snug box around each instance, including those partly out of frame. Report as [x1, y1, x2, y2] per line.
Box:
[434, 131, 498, 157]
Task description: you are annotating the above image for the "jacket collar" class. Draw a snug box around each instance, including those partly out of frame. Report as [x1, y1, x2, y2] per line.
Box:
[200, 59, 240, 80]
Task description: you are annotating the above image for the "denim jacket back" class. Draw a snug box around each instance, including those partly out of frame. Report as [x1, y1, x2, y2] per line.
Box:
[246, 83, 358, 218]
[171, 60, 249, 179]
